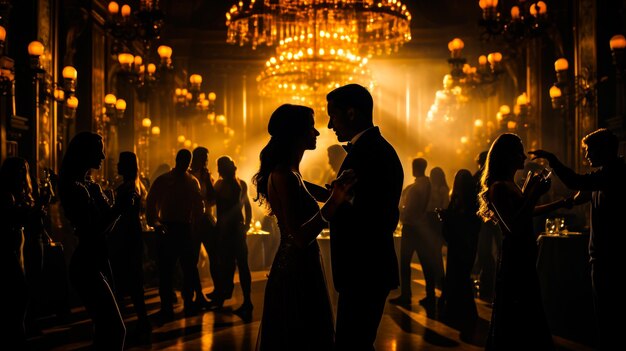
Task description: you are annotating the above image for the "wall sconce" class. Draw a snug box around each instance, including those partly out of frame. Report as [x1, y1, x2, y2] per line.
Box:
[106, 0, 164, 54]
[478, 0, 549, 42]
[550, 57, 597, 110]
[549, 85, 563, 110]
[28, 40, 45, 71]
[610, 34, 626, 76]
[117, 46, 173, 101]
[175, 75, 216, 117]
[28, 41, 78, 107]
[115, 98, 127, 116]
[157, 45, 173, 67]
[64, 95, 78, 120]
[141, 117, 152, 129]
[0, 24, 6, 54]
[0, 25, 14, 96]
[104, 93, 126, 121]
[516, 92, 530, 116]
[446, 37, 503, 94]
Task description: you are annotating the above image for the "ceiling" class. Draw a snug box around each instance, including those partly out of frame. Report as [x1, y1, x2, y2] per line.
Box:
[157, 0, 487, 64]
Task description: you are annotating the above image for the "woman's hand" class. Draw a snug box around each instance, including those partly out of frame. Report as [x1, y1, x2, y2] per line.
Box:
[329, 169, 357, 204]
[525, 172, 551, 198]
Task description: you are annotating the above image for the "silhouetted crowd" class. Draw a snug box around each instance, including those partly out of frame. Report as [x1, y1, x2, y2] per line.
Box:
[3, 84, 624, 351]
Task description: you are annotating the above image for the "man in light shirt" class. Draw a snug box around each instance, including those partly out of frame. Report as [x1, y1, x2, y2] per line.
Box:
[146, 149, 204, 320]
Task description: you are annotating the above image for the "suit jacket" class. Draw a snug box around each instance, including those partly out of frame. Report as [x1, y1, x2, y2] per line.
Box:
[330, 127, 404, 292]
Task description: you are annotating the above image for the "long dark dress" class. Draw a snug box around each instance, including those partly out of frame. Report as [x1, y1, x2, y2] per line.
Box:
[109, 181, 150, 334]
[258, 171, 334, 351]
[440, 197, 481, 329]
[486, 182, 554, 350]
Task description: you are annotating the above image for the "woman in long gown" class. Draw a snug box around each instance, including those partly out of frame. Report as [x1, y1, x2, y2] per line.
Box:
[252, 104, 355, 351]
[0, 157, 37, 347]
[438, 169, 481, 330]
[108, 152, 151, 343]
[477, 133, 571, 350]
[59, 132, 130, 350]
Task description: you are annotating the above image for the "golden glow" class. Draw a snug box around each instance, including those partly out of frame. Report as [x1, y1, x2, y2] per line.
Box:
[549, 85, 562, 98]
[62, 66, 78, 80]
[448, 38, 464, 58]
[142, 118, 152, 128]
[208, 92, 217, 101]
[499, 105, 511, 115]
[507, 120, 517, 130]
[108, 1, 119, 15]
[610, 35, 626, 50]
[151, 126, 161, 135]
[226, 0, 411, 109]
[66, 96, 79, 109]
[478, 55, 487, 66]
[510, 6, 520, 20]
[28, 41, 44, 56]
[118, 53, 134, 67]
[0, 26, 6, 42]
[157, 45, 173, 59]
[115, 99, 127, 111]
[104, 93, 117, 105]
[190, 74, 202, 85]
[478, 0, 498, 10]
[53, 88, 65, 101]
[516, 92, 529, 106]
[121, 4, 131, 17]
[554, 58, 568, 72]
[147, 63, 156, 74]
[177, 135, 186, 143]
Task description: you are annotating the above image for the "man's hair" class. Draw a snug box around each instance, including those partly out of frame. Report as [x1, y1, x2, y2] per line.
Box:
[582, 128, 619, 155]
[175, 149, 192, 170]
[412, 158, 427, 174]
[326, 84, 373, 120]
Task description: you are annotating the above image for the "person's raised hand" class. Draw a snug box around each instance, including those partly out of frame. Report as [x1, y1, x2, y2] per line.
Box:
[528, 149, 556, 164]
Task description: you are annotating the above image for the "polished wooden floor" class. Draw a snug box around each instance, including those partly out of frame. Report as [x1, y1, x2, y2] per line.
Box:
[26, 264, 596, 351]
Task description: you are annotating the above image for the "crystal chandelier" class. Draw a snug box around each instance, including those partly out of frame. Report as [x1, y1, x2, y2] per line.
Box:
[226, 0, 411, 107]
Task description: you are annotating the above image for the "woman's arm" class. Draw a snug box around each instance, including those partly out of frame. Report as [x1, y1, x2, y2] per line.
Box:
[490, 178, 546, 232]
[270, 170, 355, 248]
[304, 180, 330, 202]
[270, 171, 324, 247]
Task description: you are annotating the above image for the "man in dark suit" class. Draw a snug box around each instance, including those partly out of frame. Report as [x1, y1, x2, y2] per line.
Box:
[325, 84, 404, 351]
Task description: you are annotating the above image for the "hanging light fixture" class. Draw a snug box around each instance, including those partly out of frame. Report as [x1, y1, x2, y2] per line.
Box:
[225, 0, 411, 108]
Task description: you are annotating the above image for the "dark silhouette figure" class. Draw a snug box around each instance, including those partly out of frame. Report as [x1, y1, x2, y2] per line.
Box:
[188, 146, 217, 311]
[472, 151, 502, 303]
[424, 166, 448, 306]
[322, 144, 347, 186]
[389, 158, 431, 307]
[146, 149, 204, 319]
[252, 104, 355, 350]
[326, 84, 404, 351]
[212, 155, 253, 316]
[529, 128, 626, 351]
[58, 132, 127, 350]
[478, 133, 571, 351]
[437, 169, 481, 330]
[108, 152, 151, 344]
[149, 163, 170, 187]
[0, 157, 36, 347]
